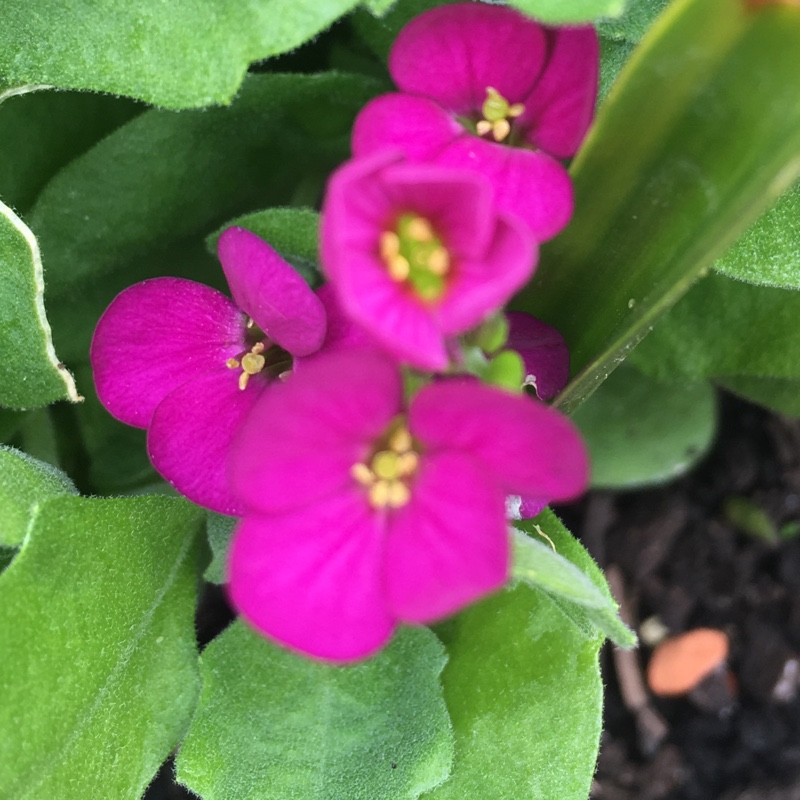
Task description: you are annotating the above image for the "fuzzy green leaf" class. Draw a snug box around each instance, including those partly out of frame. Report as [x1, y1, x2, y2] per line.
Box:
[572, 363, 717, 488]
[630, 271, 800, 381]
[207, 207, 321, 284]
[597, 0, 669, 41]
[0, 200, 80, 408]
[0, 445, 76, 547]
[714, 183, 800, 289]
[0, 89, 139, 214]
[32, 72, 380, 302]
[176, 623, 453, 800]
[0, 495, 204, 799]
[423, 511, 609, 800]
[513, 514, 635, 647]
[517, 0, 800, 414]
[0, 1, 363, 109]
[506, 0, 626, 23]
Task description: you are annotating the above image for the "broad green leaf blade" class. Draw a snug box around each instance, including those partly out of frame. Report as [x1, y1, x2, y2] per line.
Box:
[513, 516, 634, 647]
[0, 0, 362, 109]
[630, 271, 800, 381]
[718, 375, 800, 417]
[208, 207, 321, 284]
[31, 72, 380, 301]
[0, 89, 139, 214]
[0, 200, 79, 408]
[0, 445, 76, 547]
[516, 0, 800, 414]
[362, 0, 398, 15]
[204, 512, 238, 584]
[176, 623, 453, 800]
[572, 363, 717, 488]
[0, 495, 204, 800]
[423, 512, 610, 800]
[714, 183, 800, 289]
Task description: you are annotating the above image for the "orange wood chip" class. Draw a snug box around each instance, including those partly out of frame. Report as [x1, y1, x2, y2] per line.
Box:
[647, 628, 730, 697]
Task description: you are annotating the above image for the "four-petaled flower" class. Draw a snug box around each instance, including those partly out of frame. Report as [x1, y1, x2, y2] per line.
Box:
[353, 2, 598, 241]
[227, 350, 589, 662]
[90, 227, 359, 514]
[321, 151, 536, 370]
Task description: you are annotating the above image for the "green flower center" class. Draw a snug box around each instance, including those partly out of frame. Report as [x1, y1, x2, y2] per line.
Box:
[379, 213, 451, 302]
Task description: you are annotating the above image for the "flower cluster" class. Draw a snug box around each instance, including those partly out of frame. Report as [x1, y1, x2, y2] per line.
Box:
[91, 2, 598, 662]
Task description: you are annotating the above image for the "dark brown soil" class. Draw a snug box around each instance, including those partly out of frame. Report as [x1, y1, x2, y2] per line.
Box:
[575, 393, 800, 800]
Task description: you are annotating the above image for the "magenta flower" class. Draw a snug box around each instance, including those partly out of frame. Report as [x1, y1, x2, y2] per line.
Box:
[321, 151, 536, 371]
[226, 349, 588, 662]
[352, 2, 598, 241]
[91, 227, 337, 515]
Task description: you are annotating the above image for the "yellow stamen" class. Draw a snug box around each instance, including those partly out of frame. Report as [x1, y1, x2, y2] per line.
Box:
[226, 358, 240, 369]
[369, 480, 392, 507]
[386, 481, 411, 508]
[397, 451, 418, 476]
[238, 372, 251, 391]
[426, 247, 450, 276]
[380, 231, 401, 261]
[477, 87, 524, 144]
[492, 118, 511, 142]
[406, 216, 435, 242]
[387, 254, 410, 281]
[389, 426, 412, 453]
[351, 463, 375, 486]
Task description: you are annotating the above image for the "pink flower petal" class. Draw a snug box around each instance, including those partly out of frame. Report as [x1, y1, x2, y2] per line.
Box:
[227, 491, 394, 662]
[217, 227, 326, 357]
[147, 367, 269, 515]
[90, 277, 245, 429]
[520, 27, 599, 159]
[409, 380, 589, 502]
[437, 215, 536, 334]
[390, 3, 548, 115]
[229, 350, 403, 515]
[506, 312, 570, 401]
[386, 451, 509, 623]
[434, 136, 573, 241]
[352, 93, 460, 161]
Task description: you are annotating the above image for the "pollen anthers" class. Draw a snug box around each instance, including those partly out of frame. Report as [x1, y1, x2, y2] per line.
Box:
[226, 341, 267, 390]
[379, 213, 451, 301]
[476, 87, 524, 143]
[351, 420, 419, 509]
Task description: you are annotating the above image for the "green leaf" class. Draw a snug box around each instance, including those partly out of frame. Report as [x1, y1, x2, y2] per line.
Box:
[513, 514, 635, 647]
[0, 495, 204, 799]
[176, 623, 453, 799]
[597, 0, 669, 41]
[572, 363, 717, 488]
[423, 512, 610, 800]
[362, 0, 398, 15]
[630, 270, 800, 381]
[717, 375, 800, 417]
[208, 206, 321, 284]
[598, 36, 637, 103]
[516, 0, 800, 414]
[0, 200, 80, 408]
[31, 72, 380, 301]
[204, 512, 238, 584]
[505, 0, 626, 23]
[724, 496, 778, 544]
[0, 89, 139, 214]
[714, 183, 800, 289]
[0, 445, 76, 547]
[0, 0, 362, 109]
